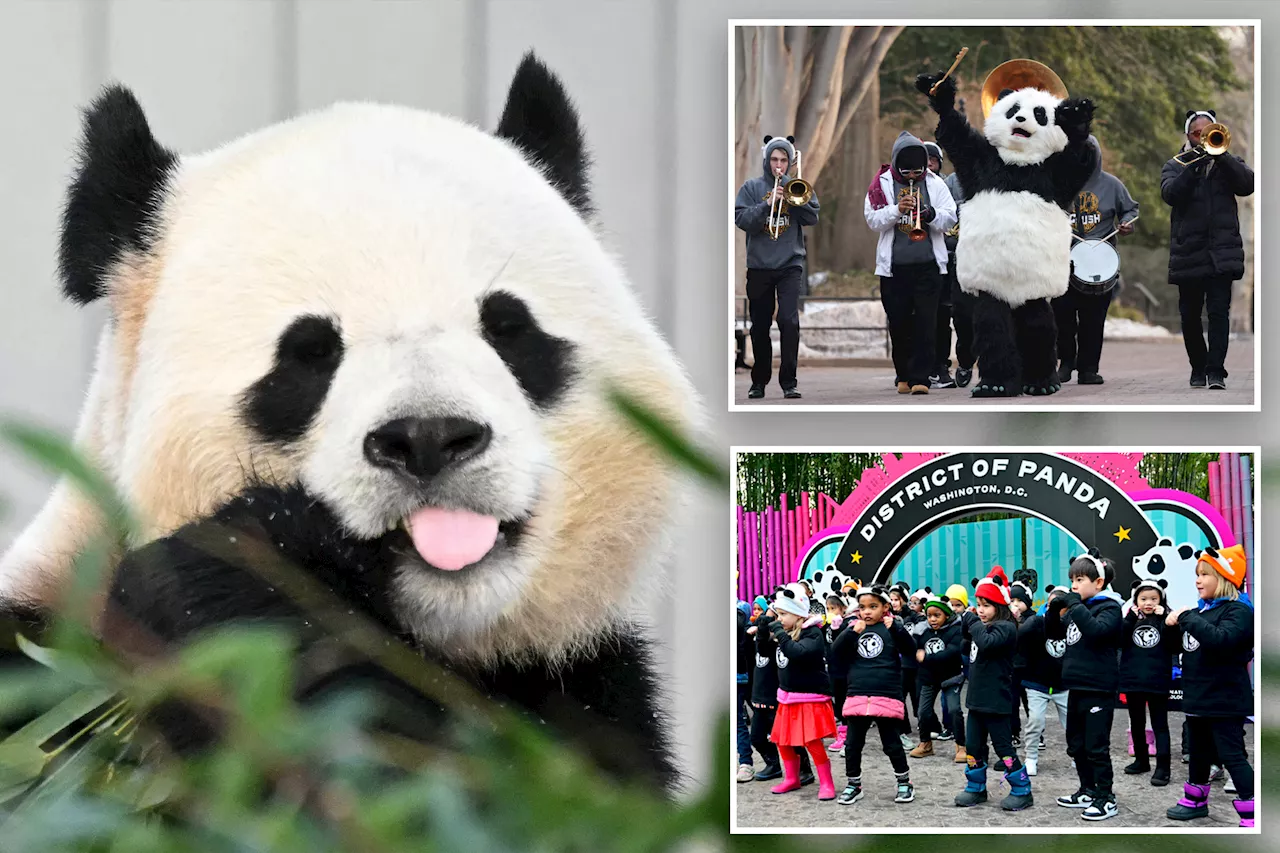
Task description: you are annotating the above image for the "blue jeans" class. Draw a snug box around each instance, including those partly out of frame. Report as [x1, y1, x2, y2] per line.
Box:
[737, 682, 753, 765]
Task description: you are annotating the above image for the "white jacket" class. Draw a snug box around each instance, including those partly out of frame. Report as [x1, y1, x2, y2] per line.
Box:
[863, 170, 957, 277]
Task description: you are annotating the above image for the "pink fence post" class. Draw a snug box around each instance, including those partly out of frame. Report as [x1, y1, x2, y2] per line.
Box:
[801, 491, 811, 552]
[780, 494, 790, 582]
[1208, 460, 1221, 513]
[1240, 455, 1254, 583]
[765, 508, 776, 592]
[1229, 454, 1245, 552]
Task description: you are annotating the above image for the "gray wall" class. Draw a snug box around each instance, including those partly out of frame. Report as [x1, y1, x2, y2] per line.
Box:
[2, 0, 1277, 793]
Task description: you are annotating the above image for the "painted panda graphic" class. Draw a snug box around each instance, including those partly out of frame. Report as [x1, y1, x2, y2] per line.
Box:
[1045, 638, 1067, 659]
[916, 70, 1098, 397]
[0, 54, 699, 790]
[970, 641, 980, 662]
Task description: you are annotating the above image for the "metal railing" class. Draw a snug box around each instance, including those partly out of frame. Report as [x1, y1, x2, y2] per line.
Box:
[735, 295, 890, 358]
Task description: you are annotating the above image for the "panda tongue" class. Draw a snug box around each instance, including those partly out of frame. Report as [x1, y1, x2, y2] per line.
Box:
[405, 507, 500, 571]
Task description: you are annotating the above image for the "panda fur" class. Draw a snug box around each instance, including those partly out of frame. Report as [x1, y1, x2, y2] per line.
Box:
[1131, 538, 1200, 612]
[916, 74, 1097, 395]
[0, 53, 698, 790]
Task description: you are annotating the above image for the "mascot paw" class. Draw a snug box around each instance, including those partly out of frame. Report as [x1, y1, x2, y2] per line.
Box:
[1056, 97, 1096, 139]
[915, 72, 956, 111]
[971, 382, 1021, 398]
[1022, 380, 1061, 396]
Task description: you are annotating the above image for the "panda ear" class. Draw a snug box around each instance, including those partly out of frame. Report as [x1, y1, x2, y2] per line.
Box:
[998, 88, 1014, 100]
[1131, 580, 1140, 590]
[1159, 580, 1168, 589]
[970, 578, 979, 588]
[1178, 544, 1196, 560]
[1159, 538, 1172, 547]
[786, 135, 795, 144]
[495, 52, 592, 216]
[60, 85, 178, 306]
[1208, 110, 1217, 118]
[763, 135, 773, 143]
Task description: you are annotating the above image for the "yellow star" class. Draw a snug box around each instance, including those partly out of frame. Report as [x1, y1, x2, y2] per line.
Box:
[1114, 526, 1132, 543]
[850, 551, 863, 564]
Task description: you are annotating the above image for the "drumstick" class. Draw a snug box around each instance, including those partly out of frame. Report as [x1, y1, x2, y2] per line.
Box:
[1097, 214, 1140, 243]
[930, 47, 969, 95]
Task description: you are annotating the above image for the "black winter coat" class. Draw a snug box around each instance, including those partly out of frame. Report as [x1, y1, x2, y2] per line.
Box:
[1046, 592, 1123, 694]
[916, 619, 964, 688]
[1161, 152, 1254, 285]
[1176, 600, 1254, 717]
[770, 621, 831, 696]
[1018, 613, 1064, 692]
[961, 612, 1017, 715]
[751, 613, 780, 706]
[832, 616, 915, 700]
[1119, 610, 1178, 694]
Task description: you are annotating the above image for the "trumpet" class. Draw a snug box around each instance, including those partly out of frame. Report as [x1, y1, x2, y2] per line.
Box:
[1173, 122, 1231, 167]
[907, 179, 928, 242]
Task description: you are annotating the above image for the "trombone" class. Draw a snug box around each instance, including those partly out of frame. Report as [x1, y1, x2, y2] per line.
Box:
[768, 149, 815, 240]
[1173, 122, 1231, 167]
[907, 179, 928, 242]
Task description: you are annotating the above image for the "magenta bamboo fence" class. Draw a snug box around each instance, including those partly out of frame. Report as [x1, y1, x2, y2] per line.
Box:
[1207, 452, 1255, 589]
[736, 492, 840, 602]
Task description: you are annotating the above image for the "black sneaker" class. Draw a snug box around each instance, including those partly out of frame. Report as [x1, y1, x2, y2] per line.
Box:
[932, 370, 956, 389]
[1190, 371, 1207, 388]
[1208, 372, 1226, 390]
[753, 763, 782, 782]
[837, 784, 864, 805]
[1082, 796, 1119, 821]
[1011, 735, 1022, 748]
[955, 367, 973, 388]
[1057, 789, 1094, 809]
[782, 386, 802, 399]
[936, 729, 955, 742]
[1057, 363, 1075, 383]
[1039, 735, 1045, 749]
[747, 384, 765, 399]
[1078, 372, 1104, 385]
[895, 781, 915, 803]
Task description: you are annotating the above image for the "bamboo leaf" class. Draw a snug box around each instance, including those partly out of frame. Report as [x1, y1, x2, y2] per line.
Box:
[608, 388, 727, 488]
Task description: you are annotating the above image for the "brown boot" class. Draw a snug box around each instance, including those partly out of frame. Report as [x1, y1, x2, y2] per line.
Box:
[909, 741, 934, 759]
[955, 744, 968, 763]
[897, 381, 911, 394]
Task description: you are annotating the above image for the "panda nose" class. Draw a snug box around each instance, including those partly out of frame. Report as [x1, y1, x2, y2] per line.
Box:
[363, 416, 492, 479]
[1015, 115, 1026, 122]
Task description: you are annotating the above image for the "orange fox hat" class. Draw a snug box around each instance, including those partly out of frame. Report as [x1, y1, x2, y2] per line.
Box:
[1197, 544, 1247, 589]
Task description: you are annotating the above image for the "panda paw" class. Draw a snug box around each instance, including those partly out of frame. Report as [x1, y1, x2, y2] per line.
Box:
[915, 72, 956, 112]
[1055, 97, 1096, 141]
[970, 382, 1021, 398]
[1022, 379, 1061, 396]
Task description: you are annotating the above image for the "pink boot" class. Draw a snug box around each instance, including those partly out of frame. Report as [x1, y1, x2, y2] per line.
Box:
[771, 753, 802, 795]
[815, 759, 837, 800]
[829, 724, 847, 752]
[1233, 799, 1254, 828]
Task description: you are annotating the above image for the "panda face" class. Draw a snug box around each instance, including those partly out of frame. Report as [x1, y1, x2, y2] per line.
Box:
[7, 58, 699, 660]
[983, 87, 1069, 166]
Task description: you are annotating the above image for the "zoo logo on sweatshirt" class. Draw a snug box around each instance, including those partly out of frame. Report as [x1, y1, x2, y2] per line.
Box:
[858, 633, 885, 659]
[1133, 624, 1161, 649]
[925, 637, 946, 655]
[1182, 632, 1200, 653]
[1066, 622, 1082, 646]
[755, 653, 770, 669]
[1069, 191, 1102, 232]
[1045, 638, 1067, 658]
[776, 648, 790, 669]
[969, 641, 979, 662]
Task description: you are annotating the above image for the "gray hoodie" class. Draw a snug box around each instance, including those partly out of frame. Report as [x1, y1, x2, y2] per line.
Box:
[1069, 136, 1139, 245]
[734, 136, 820, 270]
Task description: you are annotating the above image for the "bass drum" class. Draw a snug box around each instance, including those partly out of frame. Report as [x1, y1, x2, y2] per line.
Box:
[1069, 239, 1120, 294]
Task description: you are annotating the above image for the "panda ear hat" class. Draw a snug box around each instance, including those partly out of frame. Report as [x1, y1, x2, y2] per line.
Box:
[1184, 109, 1217, 134]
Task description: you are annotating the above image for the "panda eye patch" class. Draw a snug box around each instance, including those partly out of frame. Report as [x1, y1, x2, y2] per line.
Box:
[1005, 103, 1020, 120]
[1033, 106, 1048, 126]
[479, 290, 577, 407]
[241, 315, 344, 443]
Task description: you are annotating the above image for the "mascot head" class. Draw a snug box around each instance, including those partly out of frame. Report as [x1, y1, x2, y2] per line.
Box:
[984, 87, 1070, 166]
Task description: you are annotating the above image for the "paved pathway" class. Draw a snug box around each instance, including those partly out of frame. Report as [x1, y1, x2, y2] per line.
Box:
[734, 340, 1255, 407]
[734, 703, 1250, 830]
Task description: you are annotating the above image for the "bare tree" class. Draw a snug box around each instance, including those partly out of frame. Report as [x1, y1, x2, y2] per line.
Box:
[735, 25, 904, 188]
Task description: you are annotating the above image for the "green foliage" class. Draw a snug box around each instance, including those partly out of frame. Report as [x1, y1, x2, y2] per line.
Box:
[879, 25, 1246, 247]
[1139, 452, 1240, 501]
[736, 453, 886, 512]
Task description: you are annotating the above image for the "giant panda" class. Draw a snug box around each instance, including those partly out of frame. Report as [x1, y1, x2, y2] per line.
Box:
[0, 53, 699, 790]
[915, 71, 1098, 397]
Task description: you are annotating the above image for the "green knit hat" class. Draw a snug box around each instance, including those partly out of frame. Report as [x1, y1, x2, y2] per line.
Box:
[923, 596, 954, 617]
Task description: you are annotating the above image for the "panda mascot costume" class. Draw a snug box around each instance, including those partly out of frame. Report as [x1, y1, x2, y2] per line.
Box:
[0, 54, 700, 792]
[914, 69, 1098, 397]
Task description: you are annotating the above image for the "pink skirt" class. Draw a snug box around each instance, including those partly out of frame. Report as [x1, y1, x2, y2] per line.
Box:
[771, 700, 838, 746]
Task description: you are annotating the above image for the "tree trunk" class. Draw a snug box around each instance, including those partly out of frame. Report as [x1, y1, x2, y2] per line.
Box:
[816, 74, 880, 274]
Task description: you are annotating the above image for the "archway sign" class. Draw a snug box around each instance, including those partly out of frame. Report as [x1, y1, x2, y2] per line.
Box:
[794, 452, 1234, 609]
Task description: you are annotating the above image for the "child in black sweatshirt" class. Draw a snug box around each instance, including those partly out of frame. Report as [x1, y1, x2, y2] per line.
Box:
[832, 586, 917, 807]
[1120, 579, 1178, 786]
[825, 594, 850, 756]
[1046, 549, 1124, 821]
[1019, 585, 1069, 776]
[1164, 544, 1255, 829]
[954, 568, 1031, 811]
[912, 596, 967, 763]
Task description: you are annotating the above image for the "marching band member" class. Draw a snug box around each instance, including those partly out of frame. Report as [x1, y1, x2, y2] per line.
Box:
[735, 135, 821, 400]
[864, 132, 957, 395]
[1161, 109, 1254, 391]
[1054, 136, 1138, 386]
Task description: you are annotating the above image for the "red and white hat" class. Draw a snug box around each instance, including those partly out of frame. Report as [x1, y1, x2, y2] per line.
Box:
[974, 566, 1011, 606]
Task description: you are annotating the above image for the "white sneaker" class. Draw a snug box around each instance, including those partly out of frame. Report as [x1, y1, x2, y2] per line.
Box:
[839, 745, 845, 758]
[1081, 797, 1119, 821]
[899, 733, 914, 750]
[736, 763, 755, 783]
[1224, 771, 1236, 794]
[1026, 759, 1037, 776]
